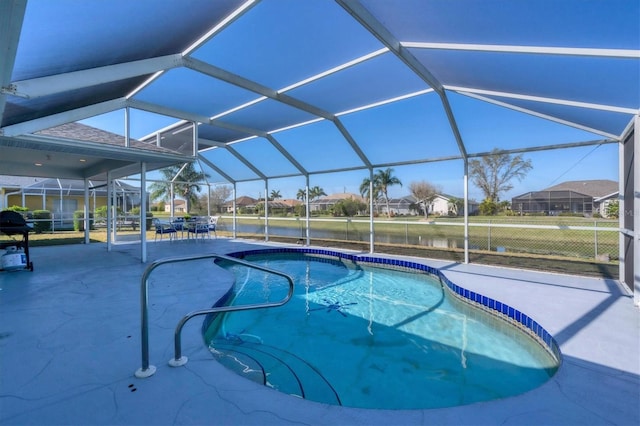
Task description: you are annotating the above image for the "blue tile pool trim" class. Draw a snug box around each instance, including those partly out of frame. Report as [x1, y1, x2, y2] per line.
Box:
[225, 247, 562, 363]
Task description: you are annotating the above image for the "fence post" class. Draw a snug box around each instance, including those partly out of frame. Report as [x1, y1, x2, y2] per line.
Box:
[594, 220, 598, 259]
[405, 222, 408, 245]
[346, 219, 349, 240]
[487, 220, 491, 251]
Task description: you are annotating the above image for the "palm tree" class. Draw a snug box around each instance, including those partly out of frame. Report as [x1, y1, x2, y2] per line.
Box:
[368, 168, 402, 218]
[359, 177, 379, 214]
[269, 189, 281, 200]
[296, 188, 307, 201]
[148, 162, 208, 214]
[308, 186, 326, 201]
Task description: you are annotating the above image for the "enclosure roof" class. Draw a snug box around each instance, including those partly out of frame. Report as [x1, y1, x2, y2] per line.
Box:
[0, 0, 638, 183]
[0, 175, 139, 193]
[543, 179, 619, 197]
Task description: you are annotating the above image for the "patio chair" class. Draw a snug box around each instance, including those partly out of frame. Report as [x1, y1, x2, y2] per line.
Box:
[187, 218, 210, 241]
[153, 218, 177, 242]
[208, 215, 219, 238]
[171, 217, 187, 239]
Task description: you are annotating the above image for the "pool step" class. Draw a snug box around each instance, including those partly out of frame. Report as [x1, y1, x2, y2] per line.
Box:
[210, 339, 341, 405]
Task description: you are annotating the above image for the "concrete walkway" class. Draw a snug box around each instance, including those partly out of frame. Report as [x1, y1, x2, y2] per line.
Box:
[1, 239, 638, 425]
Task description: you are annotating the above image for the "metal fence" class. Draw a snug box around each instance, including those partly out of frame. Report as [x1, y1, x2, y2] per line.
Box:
[216, 215, 619, 277]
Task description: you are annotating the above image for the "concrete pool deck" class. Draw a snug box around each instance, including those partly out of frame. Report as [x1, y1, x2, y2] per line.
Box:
[1, 238, 638, 425]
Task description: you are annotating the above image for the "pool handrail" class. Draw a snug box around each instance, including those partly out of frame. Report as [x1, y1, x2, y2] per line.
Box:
[134, 253, 295, 379]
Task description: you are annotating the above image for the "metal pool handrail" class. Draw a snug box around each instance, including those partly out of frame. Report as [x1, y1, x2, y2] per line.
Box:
[134, 253, 295, 379]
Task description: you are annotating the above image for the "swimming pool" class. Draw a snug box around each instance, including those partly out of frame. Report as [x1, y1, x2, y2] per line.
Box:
[204, 248, 560, 410]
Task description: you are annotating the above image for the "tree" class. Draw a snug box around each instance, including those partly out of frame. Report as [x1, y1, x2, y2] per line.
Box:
[148, 162, 209, 214]
[297, 186, 326, 202]
[498, 200, 511, 214]
[199, 184, 232, 214]
[295, 187, 325, 216]
[469, 149, 532, 202]
[409, 180, 440, 219]
[309, 186, 326, 201]
[332, 198, 366, 217]
[269, 189, 281, 201]
[606, 200, 619, 219]
[374, 168, 402, 218]
[479, 198, 498, 216]
[359, 177, 380, 214]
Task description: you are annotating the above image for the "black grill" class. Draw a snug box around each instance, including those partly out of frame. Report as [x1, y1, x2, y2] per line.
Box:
[1, 211, 34, 271]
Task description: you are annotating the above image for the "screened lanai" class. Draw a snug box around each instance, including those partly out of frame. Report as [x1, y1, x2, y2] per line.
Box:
[0, 1, 638, 300]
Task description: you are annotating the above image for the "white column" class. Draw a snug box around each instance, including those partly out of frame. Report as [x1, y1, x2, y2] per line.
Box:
[192, 121, 198, 156]
[232, 183, 237, 239]
[141, 162, 147, 263]
[124, 106, 130, 148]
[264, 180, 269, 242]
[464, 159, 469, 264]
[107, 172, 112, 251]
[634, 116, 639, 307]
[170, 183, 174, 217]
[619, 134, 626, 287]
[305, 175, 310, 246]
[84, 178, 90, 244]
[369, 169, 374, 253]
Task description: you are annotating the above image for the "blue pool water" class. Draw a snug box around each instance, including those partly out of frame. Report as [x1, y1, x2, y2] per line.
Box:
[205, 251, 559, 410]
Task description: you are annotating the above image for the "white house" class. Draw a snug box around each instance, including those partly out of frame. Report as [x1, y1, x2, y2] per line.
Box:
[379, 194, 477, 217]
[164, 199, 186, 213]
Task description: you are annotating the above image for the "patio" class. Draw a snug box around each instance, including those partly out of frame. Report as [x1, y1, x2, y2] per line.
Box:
[0, 238, 637, 425]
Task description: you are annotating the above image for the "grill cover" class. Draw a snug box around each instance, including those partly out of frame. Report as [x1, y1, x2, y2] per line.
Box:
[0, 211, 29, 234]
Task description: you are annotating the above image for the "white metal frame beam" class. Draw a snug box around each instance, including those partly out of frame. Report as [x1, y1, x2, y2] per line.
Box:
[182, 56, 374, 169]
[183, 57, 334, 120]
[182, 0, 260, 56]
[0, 0, 26, 119]
[223, 144, 267, 180]
[1, 98, 127, 137]
[197, 154, 236, 183]
[337, 0, 468, 161]
[127, 0, 260, 101]
[5, 55, 183, 99]
[457, 91, 623, 140]
[127, 99, 210, 127]
[402, 42, 640, 59]
[265, 134, 309, 176]
[447, 85, 638, 115]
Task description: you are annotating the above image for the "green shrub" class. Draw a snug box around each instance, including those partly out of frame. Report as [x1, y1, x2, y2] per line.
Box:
[479, 199, 498, 216]
[32, 210, 52, 234]
[7, 205, 29, 213]
[73, 210, 94, 231]
[333, 199, 366, 217]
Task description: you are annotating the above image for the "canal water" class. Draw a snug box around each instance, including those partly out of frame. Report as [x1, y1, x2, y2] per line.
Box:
[223, 222, 464, 248]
